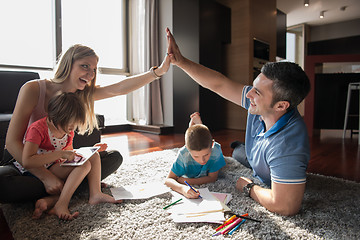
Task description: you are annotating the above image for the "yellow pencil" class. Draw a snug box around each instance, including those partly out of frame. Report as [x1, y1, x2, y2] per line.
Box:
[215, 214, 236, 231]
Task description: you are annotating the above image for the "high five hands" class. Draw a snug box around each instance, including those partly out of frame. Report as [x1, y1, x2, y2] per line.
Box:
[166, 28, 184, 67]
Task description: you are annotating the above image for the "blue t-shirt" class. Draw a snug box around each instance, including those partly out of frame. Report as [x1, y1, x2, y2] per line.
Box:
[171, 142, 226, 178]
[241, 86, 310, 186]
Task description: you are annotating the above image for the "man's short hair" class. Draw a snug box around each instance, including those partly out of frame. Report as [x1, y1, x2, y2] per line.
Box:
[185, 124, 213, 151]
[261, 62, 310, 111]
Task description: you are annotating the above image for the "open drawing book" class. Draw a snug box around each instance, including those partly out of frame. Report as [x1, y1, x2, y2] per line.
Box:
[60, 146, 100, 166]
[166, 188, 232, 223]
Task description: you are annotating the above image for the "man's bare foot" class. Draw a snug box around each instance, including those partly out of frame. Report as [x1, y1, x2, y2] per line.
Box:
[89, 192, 122, 205]
[48, 204, 79, 221]
[32, 195, 59, 219]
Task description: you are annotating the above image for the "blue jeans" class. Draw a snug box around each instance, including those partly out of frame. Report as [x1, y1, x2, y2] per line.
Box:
[231, 141, 251, 169]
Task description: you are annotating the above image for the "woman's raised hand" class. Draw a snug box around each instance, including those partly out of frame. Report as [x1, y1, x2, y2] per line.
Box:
[166, 27, 185, 67]
[157, 50, 171, 76]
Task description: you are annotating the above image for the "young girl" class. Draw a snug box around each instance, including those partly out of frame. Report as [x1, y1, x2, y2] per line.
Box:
[21, 92, 119, 220]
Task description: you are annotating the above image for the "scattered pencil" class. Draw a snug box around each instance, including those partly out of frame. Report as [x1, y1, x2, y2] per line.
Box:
[234, 214, 261, 223]
[163, 198, 183, 210]
[215, 214, 237, 231]
[228, 219, 246, 235]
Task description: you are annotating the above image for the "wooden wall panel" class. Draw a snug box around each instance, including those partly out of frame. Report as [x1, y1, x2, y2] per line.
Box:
[251, 0, 277, 62]
[216, 0, 276, 130]
[217, 0, 250, 130]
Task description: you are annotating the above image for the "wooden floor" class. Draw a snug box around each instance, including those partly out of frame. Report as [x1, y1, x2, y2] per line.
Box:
[99, 129, 360, 183]
[1, 129, 359, 239]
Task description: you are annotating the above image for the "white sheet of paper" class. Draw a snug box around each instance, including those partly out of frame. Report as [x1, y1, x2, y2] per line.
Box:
[110, 182, 170, 200]
[166, 188, 226, 223]
[167, 188, 224, 215]
[170, 211, 225, 223]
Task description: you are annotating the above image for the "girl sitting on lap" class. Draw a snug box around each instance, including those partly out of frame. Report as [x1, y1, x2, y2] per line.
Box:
[21, 92, 120, 220]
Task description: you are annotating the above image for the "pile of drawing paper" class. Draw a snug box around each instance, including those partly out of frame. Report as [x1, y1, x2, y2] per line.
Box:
[165, 188, 232, 223]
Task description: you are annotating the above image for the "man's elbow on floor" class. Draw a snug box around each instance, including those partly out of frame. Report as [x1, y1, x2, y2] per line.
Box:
[270, 204, 301, 216]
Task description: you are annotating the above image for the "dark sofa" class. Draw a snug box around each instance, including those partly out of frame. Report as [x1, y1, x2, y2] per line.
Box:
[0, 70, 104, 160]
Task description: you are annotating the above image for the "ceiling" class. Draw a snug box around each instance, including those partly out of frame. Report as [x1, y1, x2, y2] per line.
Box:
[277, 0, 360, 27]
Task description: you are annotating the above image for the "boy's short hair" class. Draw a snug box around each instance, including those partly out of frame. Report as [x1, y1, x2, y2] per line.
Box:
[47, 92, 86, 132]
[185, 124, 213, 151]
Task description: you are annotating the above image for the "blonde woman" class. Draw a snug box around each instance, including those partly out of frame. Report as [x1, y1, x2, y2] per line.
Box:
[0, 44, 170, 210]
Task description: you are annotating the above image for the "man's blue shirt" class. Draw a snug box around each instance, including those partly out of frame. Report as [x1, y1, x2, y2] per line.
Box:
[241, 86, 310, 186]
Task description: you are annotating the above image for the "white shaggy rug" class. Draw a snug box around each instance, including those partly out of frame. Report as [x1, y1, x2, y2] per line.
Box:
[1, 148, 360, 240]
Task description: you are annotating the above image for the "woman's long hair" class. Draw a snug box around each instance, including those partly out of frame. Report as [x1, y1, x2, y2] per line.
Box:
[52, 44, 99, 134]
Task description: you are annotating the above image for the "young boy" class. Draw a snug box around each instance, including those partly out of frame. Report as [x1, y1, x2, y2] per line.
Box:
[165, 112, 226, 198]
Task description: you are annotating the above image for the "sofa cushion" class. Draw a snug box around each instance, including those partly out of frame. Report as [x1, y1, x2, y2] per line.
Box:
[0, 71, 40, 113]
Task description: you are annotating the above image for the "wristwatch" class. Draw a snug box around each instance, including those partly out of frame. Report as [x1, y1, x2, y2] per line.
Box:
[243, 182, 256, 197]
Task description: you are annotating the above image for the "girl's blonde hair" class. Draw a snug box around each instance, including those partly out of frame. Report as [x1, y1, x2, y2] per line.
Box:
[52, 44, 99, 134]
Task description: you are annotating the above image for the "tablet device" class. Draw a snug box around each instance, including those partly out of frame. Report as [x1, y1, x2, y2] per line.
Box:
[60, 146, 100, 166]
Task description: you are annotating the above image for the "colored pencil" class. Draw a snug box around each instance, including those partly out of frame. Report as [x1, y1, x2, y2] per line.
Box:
[233, 214, 261, 223]
[212, 213, 248, 236]
[215, 214, 237, 231]
[184, 181, 202, 198]
[228, 219, 246, 235]
[163, 198, 183, 210]
[220, 218, 243, 235]
[227, 212, 261, 223]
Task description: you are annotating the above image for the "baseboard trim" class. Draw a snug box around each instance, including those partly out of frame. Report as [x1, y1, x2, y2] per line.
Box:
[101, 124, 173, 135]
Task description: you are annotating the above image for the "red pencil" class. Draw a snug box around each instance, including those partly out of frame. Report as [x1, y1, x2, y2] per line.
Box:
[215, 213, 248, 232]
[221, 213, 249, 235]
[215, 215, 237, 231]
